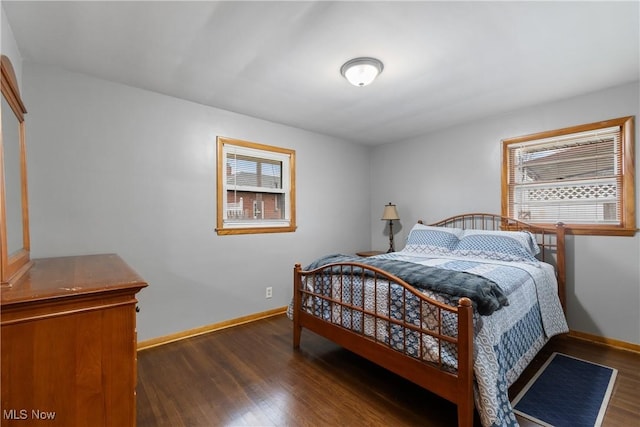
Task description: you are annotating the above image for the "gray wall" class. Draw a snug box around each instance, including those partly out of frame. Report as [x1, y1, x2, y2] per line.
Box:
[5, 3, 638, 345]
[22, 63, 371, 341]
[371, 81, 640, 345]
[1, 6, 22, 90]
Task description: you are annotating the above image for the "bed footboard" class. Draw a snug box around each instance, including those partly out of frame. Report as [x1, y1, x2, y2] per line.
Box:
[292, 262, 474, 427]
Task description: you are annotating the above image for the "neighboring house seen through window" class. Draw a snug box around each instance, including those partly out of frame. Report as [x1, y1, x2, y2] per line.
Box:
[216, 137, 296, 235]
[502, 116, 636, 236]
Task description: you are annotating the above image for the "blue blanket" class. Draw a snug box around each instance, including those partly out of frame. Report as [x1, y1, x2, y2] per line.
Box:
[305, 254, 509, 315]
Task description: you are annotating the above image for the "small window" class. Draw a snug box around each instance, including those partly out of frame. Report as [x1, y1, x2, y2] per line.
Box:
[502, 116, 636, 236]
[216, 137, 296, 235]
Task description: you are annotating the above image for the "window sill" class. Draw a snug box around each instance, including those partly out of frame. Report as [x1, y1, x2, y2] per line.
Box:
[527, 223, 638, 237]
[216, 225, 297, 235]
[564, 226, 637, 237]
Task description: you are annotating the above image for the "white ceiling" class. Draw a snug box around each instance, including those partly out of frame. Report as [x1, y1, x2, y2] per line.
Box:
[3, 1, 639, 145]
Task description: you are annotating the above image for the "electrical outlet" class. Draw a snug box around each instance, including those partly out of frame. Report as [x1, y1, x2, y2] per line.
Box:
[265, 287, 273, 299]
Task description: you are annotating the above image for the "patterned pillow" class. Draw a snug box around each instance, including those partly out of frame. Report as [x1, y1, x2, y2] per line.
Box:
[452, 234, 539, 263]
[403, 224, 463, 255]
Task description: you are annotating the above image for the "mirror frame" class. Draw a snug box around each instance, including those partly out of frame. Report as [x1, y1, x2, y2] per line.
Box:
[1, 55, 31, 284]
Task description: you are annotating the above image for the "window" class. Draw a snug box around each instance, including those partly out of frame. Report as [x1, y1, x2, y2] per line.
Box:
[216, 137, 296, 235]
[502, 116, 636, 236]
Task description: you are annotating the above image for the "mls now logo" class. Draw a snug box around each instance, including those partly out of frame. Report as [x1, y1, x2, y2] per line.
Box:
[3, 409, 56, 420]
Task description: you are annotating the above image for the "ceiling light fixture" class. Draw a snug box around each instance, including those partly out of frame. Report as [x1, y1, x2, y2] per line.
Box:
[340, 57, 384, 87]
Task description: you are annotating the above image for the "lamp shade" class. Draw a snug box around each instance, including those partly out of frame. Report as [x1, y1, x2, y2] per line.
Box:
[340, 57, 384, 87]
[381, 203, 400, 220]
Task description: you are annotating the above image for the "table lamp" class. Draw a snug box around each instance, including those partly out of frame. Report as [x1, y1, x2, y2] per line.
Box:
[381, 202, 400, 252]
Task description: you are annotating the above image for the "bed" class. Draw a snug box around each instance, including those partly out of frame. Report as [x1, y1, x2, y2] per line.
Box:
[289, 213, 569, 427]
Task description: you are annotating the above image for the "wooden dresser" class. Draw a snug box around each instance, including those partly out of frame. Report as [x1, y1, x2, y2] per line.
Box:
[1, 254, 147, 427]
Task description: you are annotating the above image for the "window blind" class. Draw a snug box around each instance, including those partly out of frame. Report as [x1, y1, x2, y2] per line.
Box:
[226, 152, 283, 191]
[506, 125, 623, 224]
[218, 138, 293, 231]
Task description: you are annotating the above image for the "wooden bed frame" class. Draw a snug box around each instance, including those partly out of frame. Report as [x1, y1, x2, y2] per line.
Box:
[292, 213, 566, 427]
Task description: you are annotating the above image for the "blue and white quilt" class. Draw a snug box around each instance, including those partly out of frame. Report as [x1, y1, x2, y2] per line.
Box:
[289, 250, 568, 427]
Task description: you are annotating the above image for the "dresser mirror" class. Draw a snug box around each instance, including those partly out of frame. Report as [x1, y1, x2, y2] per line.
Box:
[1, 55, 31, 284]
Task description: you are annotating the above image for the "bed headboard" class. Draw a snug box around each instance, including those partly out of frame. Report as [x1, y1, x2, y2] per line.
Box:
[420, 213, 566, 312]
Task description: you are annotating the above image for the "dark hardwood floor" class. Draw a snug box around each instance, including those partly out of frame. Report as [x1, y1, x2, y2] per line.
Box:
[137, 314, 640, 427]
